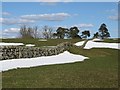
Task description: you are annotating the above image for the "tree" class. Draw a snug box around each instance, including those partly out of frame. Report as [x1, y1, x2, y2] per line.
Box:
[93, 32, 99, 38]
[32, 26, 38, 38]
[42, 25, 53, 39]
[81, 30, 90, 39]
[20, 25, 39, 39]
[56, 27, 66, 39]
[20, 25, 38, 38]
[98, 23, 110, 39]
[54, 26, 82, 39]
[69, 27, 81, 39]
[53, 33, 58, 39]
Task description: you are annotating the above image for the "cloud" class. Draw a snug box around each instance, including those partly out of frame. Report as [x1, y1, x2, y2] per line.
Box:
[106, 9, 117, 13]
[108, 15, 119, 21]
[53, 23, 94, 30]
[40, 2, 58, 5]
[56, 25, 68, 28]
[1, 18, 18, 25]
[0, 18, 3, 23]
[39, 0, 74, 2]
[3, 0, 119, 2]
[73, 14, 79, 16]
[73, 24, 94, 28]
[1, 13, 71, 25]
[106, 9, 119, 21]
[2, 33, 18, 38]
[39, 0, 73, 4]
[18, 19, 35, 23]
[38, 0, 60, 2]
[21, 13, 71, 21]
[61, 0, 74, 2]
[2, 28, 20, 38]
[3, 28, 20, 33]
[2, 12, 11, 16]
[1, 18, 35, 25]
[38, 0, 74, 6]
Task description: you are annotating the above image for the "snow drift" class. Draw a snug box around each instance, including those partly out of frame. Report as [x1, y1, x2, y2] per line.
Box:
[75, 39, 120, 49]
[0, 42, 24, 46]
[26, 44, 35, 47]
[0, 51, 88, 72]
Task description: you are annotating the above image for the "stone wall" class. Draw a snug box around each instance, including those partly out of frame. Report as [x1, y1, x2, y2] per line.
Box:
[0, 42, 73, 60]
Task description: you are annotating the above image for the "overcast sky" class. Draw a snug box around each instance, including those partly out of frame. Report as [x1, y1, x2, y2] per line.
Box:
[1, 1, 119, 38]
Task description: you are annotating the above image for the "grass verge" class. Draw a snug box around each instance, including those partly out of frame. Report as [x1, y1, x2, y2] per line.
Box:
[2, 48, 119, 88]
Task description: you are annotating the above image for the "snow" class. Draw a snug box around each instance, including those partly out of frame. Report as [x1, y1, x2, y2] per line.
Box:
[38, 39, 47, 41]
[0, 42, 24, 46]
[75, 40, 120, 49]
[92, 38, 104, 41]
[74, 38, 104, 47]
[0, 51, 88, 72]
[74, 41, 85, 46]
[85, 41, 119, 49]
[0, 39, 119, 72]
[26, 44, 35, 47]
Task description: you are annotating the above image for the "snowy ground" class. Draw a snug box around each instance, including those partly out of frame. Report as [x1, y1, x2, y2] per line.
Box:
[0, 39, 119, 72]
[84, 41, 119, 49]
[75, 39, 120, 49]
[0, 51, 88, 72]
[38, 39, 47, 41]
[74, 41, 85, 46]
[92, 38, 104, 41]
[25, 44, 35, 47]
[0, 42, 24, 46]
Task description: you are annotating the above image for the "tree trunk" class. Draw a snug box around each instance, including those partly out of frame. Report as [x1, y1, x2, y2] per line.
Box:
[80, 39, 89, 49]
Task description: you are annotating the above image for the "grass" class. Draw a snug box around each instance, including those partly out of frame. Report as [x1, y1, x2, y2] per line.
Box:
[2, 38, 119, 47]
[2, 47, 119, 88]
[2, 38, 83, 47]
[94, 38, 120, 43]
[1, 38, 119, 88]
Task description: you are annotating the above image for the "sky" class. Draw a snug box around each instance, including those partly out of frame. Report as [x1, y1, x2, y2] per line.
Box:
[1, 0, 120, 2]
[0, 1, 119, 38]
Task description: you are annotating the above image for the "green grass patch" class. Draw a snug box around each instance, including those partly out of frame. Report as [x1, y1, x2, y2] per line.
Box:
[2, 48, 119, 88]
[2, 38, 82, 47]
[1, 38, 119, 88]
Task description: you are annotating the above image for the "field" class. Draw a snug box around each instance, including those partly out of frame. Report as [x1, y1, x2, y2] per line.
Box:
[1, 38, 119, 88]
[2, 38, 83, 47]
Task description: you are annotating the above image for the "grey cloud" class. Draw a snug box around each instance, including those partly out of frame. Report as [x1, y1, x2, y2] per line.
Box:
[1, 18, 35, 25]
[1, 13, 71, 25]
[21, 13, 71, 21]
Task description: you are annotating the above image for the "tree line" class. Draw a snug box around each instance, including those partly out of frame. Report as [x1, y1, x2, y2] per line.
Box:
[19, 23, 110, 39]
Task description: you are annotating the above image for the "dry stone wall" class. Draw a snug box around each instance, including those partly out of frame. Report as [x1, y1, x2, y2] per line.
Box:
[0, 42, 73, 60]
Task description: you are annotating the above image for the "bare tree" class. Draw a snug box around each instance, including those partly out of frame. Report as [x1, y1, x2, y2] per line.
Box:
[42, 25, 53, 39]
[19, 25, 38, 38]
[32, 26, 38, 38]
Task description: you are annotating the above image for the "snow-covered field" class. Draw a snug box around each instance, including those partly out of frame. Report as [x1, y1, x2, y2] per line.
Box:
[0, 39, 119, 72]
[75, 39, 120, 49]
[83, 41, 119, 49]
[26, 44, 35, 47]
[0, 51, 88, 72]
[0, 42, 24, 46]
[74, 41, 85, 46]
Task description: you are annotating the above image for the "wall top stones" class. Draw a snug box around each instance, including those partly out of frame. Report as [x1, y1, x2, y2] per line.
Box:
[0, 42, 73, 60]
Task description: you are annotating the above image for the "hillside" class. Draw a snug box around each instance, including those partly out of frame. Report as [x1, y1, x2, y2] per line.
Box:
[1, 38, 119, 88]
